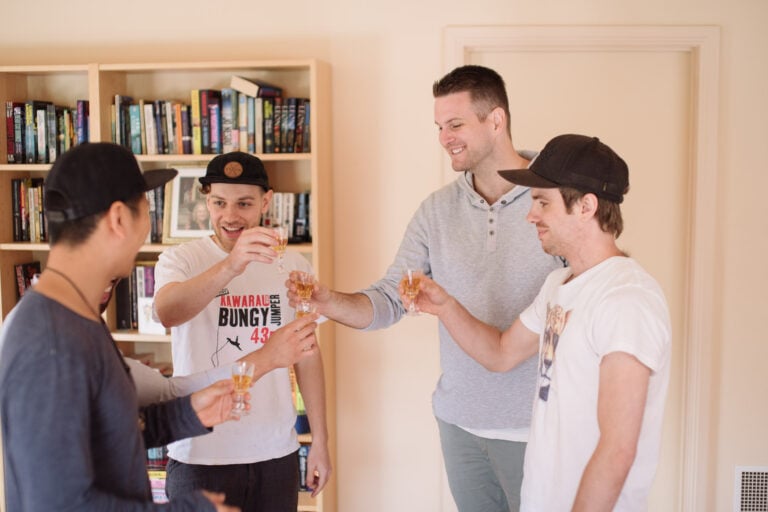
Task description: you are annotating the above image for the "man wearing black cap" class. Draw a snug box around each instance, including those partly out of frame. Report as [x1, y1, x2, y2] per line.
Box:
[407, 134, 672, 511]
[153, 151, 330, 511]
[0, 142, 241, 511]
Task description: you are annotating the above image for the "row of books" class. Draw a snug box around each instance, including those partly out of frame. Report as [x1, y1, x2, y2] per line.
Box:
[10, 177, 161, 244]
[112, 76, 310, 156]
[8, 177, 308, 246]
[11, 178, 47, 242]
[263, 192, 311, 243]
[5, 100, 89, 164]
[115, 262, 167, 335]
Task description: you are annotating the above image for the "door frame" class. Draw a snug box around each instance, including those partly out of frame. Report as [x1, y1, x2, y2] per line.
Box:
[443, 24, 720, 511]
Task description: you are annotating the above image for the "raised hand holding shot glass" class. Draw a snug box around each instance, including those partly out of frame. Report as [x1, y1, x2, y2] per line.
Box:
[400, 268, 422, 316]
[271, 225, 289, 273]
[295, 271, 317, 318]
[231, 361, 255, 416]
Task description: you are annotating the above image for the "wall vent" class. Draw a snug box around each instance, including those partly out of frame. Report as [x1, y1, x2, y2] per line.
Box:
[735, 466, 768, 512]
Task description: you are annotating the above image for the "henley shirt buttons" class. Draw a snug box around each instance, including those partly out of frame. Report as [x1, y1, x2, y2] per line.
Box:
[489, 218, 494, 224]
[489, 230, 495, 236]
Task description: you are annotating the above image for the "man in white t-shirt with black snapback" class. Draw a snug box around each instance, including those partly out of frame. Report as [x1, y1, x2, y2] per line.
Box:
[410, 134, 672, 511]
[154, 152, 331, 511]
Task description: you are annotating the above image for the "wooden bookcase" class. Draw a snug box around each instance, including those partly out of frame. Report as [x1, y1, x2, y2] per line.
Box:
[0, 60, 336, 512]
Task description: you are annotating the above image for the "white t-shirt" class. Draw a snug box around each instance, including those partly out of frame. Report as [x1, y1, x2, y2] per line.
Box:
[154, 236, 312, 465]
[519, 257, 671, 512]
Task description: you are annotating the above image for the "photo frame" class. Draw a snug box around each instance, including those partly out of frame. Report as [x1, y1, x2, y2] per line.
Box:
[163, 166, 213, 243]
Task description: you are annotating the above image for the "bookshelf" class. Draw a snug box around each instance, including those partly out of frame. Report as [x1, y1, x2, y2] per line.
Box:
[0, 60, 336, 512]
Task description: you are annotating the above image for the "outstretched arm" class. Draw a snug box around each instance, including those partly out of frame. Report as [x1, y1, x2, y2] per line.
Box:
[286, 271, 375, 329]
[408, 274, 539, 372]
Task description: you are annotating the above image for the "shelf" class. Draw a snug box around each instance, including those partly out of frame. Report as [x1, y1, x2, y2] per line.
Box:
[298, 491, 318, 511]
[112, 330, 171, 343]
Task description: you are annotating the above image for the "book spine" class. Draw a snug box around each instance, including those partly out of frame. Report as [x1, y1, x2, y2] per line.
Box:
[129, 268, 138, 330]
[302, 101, 311, 153]
[272, 97, 283, 153]
[294, 192, 310, 242]
[146, 188, 157, 243]
[180, 105, 192, 154]
[15, 264, 25, 299]
[55, 106, 66, 157]
[238, 93, 248, 152]
[27, 185, 37, 242]
[164, 101, 176, 155]
[144, 103, 157, 155]
[254, 97, 264, 154]
[114, 277, 132, 330]
[190, 89, 202, 155]
[19, 179, 27, 241]
[262, 98, 274, 154]
[138, 99, 147, 154]
[200, 90, 211, 154]
[173, 103, 184, 155]
[129, 104, 143, 154]
[13, 104, 24, 162]
[75, 100, 89, 145]
[36, 108, 47, 163]
[154, 100, 166, 155]
[294, 99, 306, 153]
[155, 184, 165, 241]
[285, 97, 297, 154]
[284, 192, 296, 241]
[11, 179, 21, 241]
[221, 88, 235, 153]
[6, 101, 15, 163]
[247, 95, 255, 153]
[24, 102, 36, 163]
[46, 104, 57, 163]
[209, 101, 221, 154]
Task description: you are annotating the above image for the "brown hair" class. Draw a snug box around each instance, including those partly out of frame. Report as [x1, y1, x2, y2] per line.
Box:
[432, 65, 511, 135]
[560, 187, 624, 238]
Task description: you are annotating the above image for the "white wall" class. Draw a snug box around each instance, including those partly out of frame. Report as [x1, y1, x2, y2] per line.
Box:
[1, 1, 766, 510]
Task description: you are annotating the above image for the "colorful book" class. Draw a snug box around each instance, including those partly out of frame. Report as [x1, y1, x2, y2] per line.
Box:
[220, 88, 236, 153]
[190, 89, 202, 155]
[75, 100, 89, 145]
[238, 92, 248, 152]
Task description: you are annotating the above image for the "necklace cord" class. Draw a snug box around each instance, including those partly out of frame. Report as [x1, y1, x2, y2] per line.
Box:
[44, 267, 131, 375]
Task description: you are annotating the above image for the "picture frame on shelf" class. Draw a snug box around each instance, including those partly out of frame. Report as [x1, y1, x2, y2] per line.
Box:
[163, 166, 212, 243]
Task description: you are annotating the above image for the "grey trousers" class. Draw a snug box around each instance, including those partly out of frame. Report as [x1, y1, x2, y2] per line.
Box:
[437, 417, 526, 512]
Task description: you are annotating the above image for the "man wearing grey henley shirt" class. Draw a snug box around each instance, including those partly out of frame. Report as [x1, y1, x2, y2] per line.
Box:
[288, 65, 561, 511]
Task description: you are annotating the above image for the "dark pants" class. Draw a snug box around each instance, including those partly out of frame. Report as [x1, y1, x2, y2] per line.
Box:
[165, 451, 299, 512]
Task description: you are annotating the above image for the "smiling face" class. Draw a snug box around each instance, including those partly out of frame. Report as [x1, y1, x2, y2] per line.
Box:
[206, 182, 272, 252]
[434, 91, 497, 173]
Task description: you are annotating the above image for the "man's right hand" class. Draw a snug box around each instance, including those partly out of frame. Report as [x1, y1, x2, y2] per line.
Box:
[224, 226, 279, 275]
[246, 313, 319, 369]
[285, 271, 331, 312]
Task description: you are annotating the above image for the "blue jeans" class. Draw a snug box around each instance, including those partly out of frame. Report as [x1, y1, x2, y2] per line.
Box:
[437, 418, 526, 512]
[165, 450, 299, 511]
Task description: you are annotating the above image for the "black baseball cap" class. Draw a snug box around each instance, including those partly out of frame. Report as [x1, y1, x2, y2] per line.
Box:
[199, 151, 271, 191]
[499, 134, 629, 203]
[45, 142, 177, 222]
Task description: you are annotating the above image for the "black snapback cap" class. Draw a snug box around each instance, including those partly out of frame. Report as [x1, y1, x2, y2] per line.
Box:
[45, 142, 177, 222]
